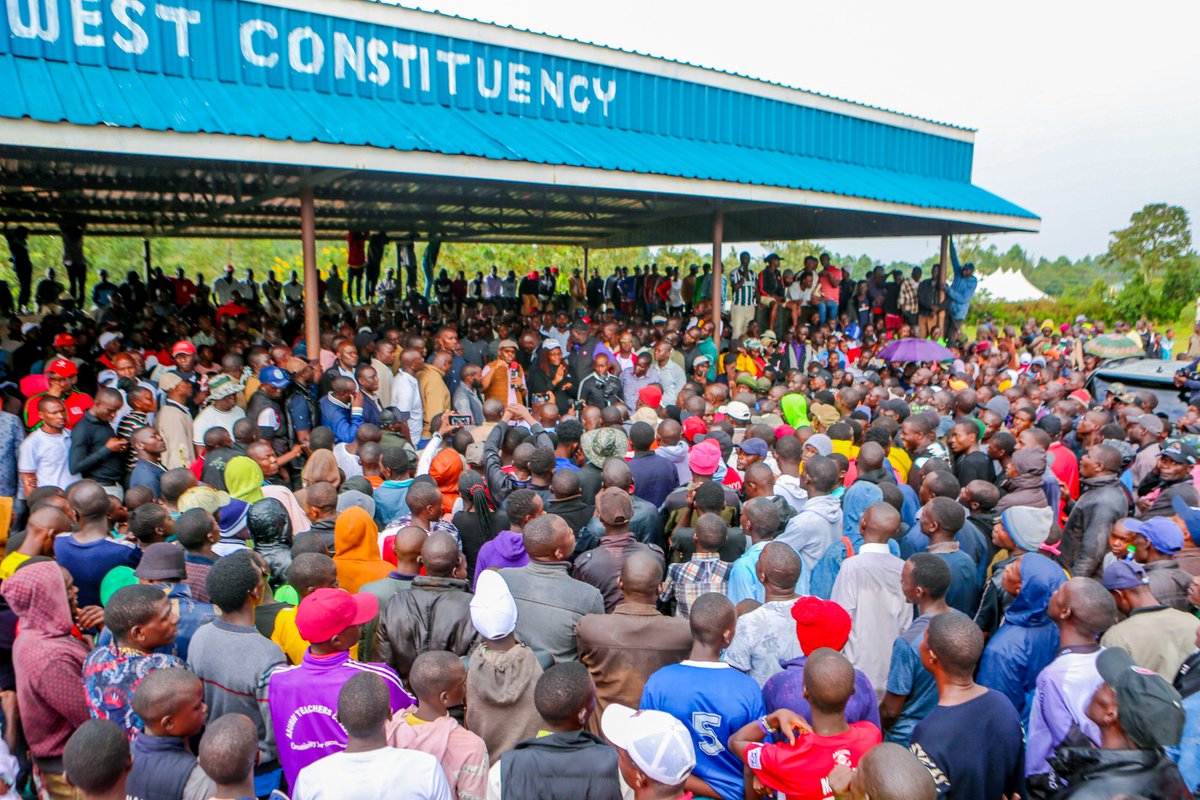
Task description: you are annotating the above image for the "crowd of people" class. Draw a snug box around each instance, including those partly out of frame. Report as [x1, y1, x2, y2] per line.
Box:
[3, 241, 1200, 800]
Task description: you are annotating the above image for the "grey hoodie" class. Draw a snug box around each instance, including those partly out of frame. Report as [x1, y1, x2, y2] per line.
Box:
[654, 441, 691, 484]
[777, 494, 843, 595]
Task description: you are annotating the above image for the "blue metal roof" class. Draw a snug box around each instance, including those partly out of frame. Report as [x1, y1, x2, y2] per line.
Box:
[369, 1, 977, 134]
[0, 0, 1038, 241]
[0, 53, 1033, 221]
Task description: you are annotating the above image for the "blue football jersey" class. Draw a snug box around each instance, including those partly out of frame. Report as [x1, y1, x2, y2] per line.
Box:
[640, 661, 766, 800]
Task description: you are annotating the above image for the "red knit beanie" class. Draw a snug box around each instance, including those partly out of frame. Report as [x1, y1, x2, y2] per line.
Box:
[791, 596, 852, 655]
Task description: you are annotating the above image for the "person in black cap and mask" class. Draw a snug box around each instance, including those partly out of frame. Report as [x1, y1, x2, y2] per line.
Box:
[1047, 645, 1191, 799]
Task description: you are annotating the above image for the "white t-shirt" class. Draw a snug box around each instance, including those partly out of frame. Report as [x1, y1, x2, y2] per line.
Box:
[292, 747, 451, 800]
[192, 404, 246, 446]
[18, 428, 80, 490]
[333, 442, 363, 478]
[787, 283, 814, 303]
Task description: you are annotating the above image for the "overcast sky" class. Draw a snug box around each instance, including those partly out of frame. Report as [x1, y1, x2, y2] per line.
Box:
[402, 0, 1200, 264]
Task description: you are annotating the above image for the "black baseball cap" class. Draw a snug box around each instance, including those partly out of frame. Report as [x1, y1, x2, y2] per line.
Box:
[134, 543, 186, 581]
[1161, 442, 1198, 465]
[1096, 646, 1185, 749]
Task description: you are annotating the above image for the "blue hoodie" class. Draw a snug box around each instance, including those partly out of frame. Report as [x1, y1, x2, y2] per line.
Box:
[977, 553, 1068, 724]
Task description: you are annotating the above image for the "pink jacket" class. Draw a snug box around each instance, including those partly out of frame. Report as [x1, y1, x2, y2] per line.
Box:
[386, 713, 489, 800]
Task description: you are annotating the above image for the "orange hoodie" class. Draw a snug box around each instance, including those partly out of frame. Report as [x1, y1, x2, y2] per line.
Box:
[332, 506, 392, 594]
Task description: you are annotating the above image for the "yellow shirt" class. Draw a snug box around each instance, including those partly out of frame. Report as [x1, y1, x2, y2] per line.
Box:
[888, 447, 913, 484]
[270, 605, 359, 664]
[0, 552, 30, 580]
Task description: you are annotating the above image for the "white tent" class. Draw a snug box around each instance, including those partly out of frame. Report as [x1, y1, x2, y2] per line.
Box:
[974, 269, 1048, 302]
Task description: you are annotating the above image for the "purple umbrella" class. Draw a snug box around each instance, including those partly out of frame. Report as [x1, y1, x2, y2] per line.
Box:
[877, 337, 954, 363]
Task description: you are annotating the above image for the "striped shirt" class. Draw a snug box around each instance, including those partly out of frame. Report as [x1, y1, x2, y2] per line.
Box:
[729, 266, 757, 306]
[661, 553, 732, 618]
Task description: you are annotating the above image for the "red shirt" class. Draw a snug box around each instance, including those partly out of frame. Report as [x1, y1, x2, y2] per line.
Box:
[743, 722, 881, 800]
[24, 390, 93, 430]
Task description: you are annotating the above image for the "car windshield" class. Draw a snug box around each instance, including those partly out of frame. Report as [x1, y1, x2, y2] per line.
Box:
[1090, 373, 1189, 419]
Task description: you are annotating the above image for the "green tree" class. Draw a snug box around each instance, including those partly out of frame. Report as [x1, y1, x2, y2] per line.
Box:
[1105, 203, 1193, 284]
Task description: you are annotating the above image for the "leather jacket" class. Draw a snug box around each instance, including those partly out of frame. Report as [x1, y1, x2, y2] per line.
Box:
[1048, 746, 1192, 799]
[376, 576, 478, 683]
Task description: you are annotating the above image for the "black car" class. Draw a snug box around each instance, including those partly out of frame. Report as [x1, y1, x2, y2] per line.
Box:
[1086, 357, 1195, 419]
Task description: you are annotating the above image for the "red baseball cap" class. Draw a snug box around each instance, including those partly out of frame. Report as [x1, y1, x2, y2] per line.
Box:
[682, 416, 707, 443]
[53, 333, 76, 348]
[295, 588, 378, 643]
[638, 385, 663, 409]
[44, 358, 77, 378]
[171, 340, 197, 356]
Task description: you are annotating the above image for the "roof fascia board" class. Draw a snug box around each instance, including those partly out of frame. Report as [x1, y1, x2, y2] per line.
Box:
[0, 119, 1038, 235]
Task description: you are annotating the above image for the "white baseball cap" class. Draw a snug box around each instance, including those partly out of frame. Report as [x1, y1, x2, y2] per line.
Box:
[601, 704, 695, 786]
[98, 331, 123, 349]
[470, 570, 518, 640]
[718, 400, 752, 422]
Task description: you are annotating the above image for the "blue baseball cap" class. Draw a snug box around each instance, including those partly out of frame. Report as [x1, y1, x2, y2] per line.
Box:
[1138, 516, 1184, 555]
[1102, 560, 1150, 591]
[259, 365, 290, 389]
[735, 438, 768, 458]
[1172, 495, 1200, 541]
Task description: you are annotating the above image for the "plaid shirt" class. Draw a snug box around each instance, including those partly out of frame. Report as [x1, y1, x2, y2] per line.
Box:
[661, 553, 731, 618]
[899, 277, 920, 315]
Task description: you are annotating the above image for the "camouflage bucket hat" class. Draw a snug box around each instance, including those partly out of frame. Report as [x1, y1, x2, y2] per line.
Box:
[581, 427, 629, 469]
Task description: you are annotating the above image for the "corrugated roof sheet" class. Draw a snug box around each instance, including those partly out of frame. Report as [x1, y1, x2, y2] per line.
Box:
[372, 1, 977, 133]
[0, 53, 1035, 220]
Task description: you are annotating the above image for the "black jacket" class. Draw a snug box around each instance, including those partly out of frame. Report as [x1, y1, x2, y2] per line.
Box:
[547, 496, 594, 538]
[1048, 746, 1192, 799]
[1060, 474, 1130, 579]
[246, 389, 291, 456]
[577, 373, 622, 409]
[500, 730, 621, 800]
[68, 412, 125, 484]
[376, 576, 478, 683]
